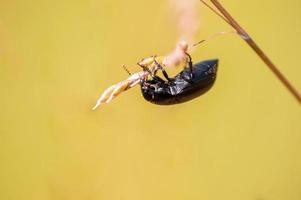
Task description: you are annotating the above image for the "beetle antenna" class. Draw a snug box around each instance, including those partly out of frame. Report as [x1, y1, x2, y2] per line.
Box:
[122, 64, 132, 75]
[192, 30, 237, 47]
[199, 0, 232, 26]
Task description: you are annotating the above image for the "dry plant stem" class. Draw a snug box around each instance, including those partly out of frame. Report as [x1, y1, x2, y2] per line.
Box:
[210, 0, 301, 104]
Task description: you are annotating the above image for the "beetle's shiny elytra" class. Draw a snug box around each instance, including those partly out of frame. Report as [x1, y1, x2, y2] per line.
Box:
[140, 59, 219, 105]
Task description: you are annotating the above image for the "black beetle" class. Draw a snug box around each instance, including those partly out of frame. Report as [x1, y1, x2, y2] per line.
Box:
[140, 56, 218, 105]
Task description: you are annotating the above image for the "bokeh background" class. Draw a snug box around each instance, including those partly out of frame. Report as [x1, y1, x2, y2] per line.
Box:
[1, 0, 301, 200]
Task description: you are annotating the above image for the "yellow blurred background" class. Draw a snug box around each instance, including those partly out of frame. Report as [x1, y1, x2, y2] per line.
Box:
[0, 0, 301, 200]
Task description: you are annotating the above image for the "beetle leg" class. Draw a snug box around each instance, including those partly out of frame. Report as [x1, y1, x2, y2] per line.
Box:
[137, 62, 155, 79]
[153, 56, 171, 81]
[138, 63, 151, 73]
[152, 68, 159, 76]
[185, 52, 194, 77]
[152, 75, 166, 83]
